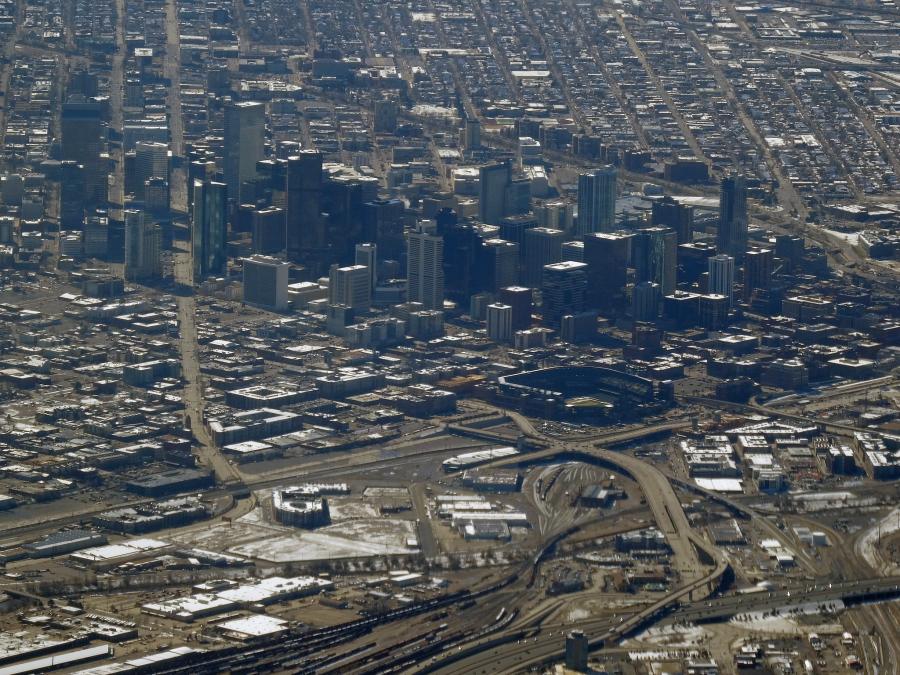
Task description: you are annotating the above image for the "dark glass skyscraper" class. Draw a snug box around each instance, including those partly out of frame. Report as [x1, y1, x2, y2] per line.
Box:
[478, 161, 512, 225]
[285, 150, 323, 268]
[716, 174, 748, 260]
[363, 198, 405, 262]
[584, 231, 632, 312]
[192, 180, 228, 283]
[651, 195, 694, 245]
[61, 101, 106, 207]
[632, 227, 677, 296]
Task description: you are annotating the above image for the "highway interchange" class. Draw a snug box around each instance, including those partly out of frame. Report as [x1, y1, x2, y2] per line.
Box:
[5, 386, 900, 674]
[112, 400, 900, 675]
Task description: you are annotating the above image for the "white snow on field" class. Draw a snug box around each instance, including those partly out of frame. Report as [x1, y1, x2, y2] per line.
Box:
[730, 601, 845, 634]
[228, 519, 418, 562]
[565, 608, 590, 622]
[236, 508, 269, 525]
[793, 490, 878, 513]
[632, 623, 709, 647]
[166, 498, 418, 563]
[855, 506, 900, 574]
[628, 650, 702, 661]
[328, 501, 381, 520]
[362, 487, 409, 498]
[823, 229, 859, 245]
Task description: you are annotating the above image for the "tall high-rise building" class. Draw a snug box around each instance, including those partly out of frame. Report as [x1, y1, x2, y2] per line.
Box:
[679, 240, 717, 283]
[699, 293, 729, 330]
[651, 195, 694, 244]
[252, 207, 285, 254]
[461, 117, 481, 152]
[499, 214, 538, 248]
[373, 98, 398, 133]
[717, 174, 748, 260]
[329, 264, 371, 311]
[191, 179, 228, 283]
[499, 286, 533, 330]
[632, 227, 677, 296]
[743, 247, 773, 302]
[285, 150, 323, 264]
[565, 631, 589, 672]
[708, 254, 735, 307]
[243, 255, 289, 311]
[124, 210, 162, 281]
[534, 200, 574, 233]
[482, 238, 519, 292]
[355, 242, 378, 292]
[576, 165, 616, 235]
[407, 221, 444, 310]
[133, 141, 170, 203]
[68, 70, 99, 98]
[363, 198, 405, 261]
[523, 227, 564, 287]
[440, 219, 484, 304]
[83, 215, 109, 258]
[632, 281, 661, 321]
[144, 177, 170, 215]
[1, 174, 23, 205]
[561, 240, 584, 262]
[486, 303, 513, 342]
[187, 159, 217, 210]
[61, 101, 107, 206]
[505, 177, 532, 216]
[223, 101, 266, 206]
[479, 161, 512, 225]
[775, 234, 805, 271]
[321, 169, 374, 265]
[58, 161, 86, 229]
[583, 231, 632, 311]
[542, 260, 588, 328]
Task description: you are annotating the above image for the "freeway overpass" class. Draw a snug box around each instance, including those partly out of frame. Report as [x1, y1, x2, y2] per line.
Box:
[404, 576, 900, 675]
[670, 576, 900, 624]
[681, 395, 865, 437]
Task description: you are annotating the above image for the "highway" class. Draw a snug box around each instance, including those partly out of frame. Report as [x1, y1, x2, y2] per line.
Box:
[172, 247, 243, 486]
[390, 405, 729, 674]
[396, 403, 900, 674]
[682, 394, 866, 437]
[475, 408, 711, 586]
[590, 445, 704, 585]
[670, 576, 900, 624]
[399, 575, 900, 675]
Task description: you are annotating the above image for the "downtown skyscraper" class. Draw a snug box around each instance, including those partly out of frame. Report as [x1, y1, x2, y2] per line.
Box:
[716, 174, 749, 260]
[61, 100, 107, 207]
[192, 179, 228, 283]
[407, 221, 444, 310]
[576, 165, 617, 235]
[223, 101, 266, 207]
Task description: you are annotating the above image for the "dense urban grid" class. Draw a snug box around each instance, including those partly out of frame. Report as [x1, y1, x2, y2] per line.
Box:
[0, 0, 899, 672]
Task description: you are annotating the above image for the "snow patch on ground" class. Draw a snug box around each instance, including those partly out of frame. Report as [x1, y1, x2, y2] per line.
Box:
[228, 519, 418, 562]
[328, 500, 381, 520]
[823, 229, 859, 245]
[729, 601, 845, 634]
[855, 506, 900, 574]
[565, 608, 590, 622]
[632, 623, 710, 647]
[628, 650, 702, 661]
[167, 502, 418, 563]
